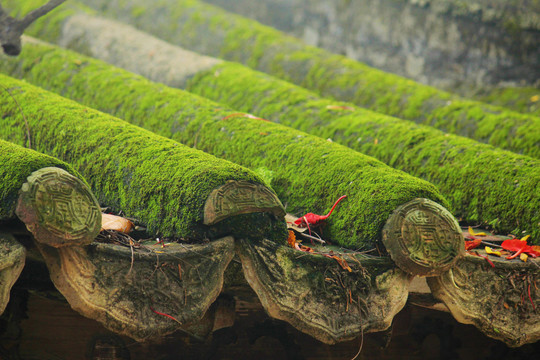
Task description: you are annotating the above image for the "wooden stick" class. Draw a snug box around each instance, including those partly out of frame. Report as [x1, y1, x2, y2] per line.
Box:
[0, 0, 65, 55]
[19, 0, 66, 29]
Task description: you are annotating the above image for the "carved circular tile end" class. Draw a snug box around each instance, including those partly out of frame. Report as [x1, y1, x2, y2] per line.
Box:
[204, 180, 285, 225]
[15, 167, 101, 247]
[383, 198, 464, 276]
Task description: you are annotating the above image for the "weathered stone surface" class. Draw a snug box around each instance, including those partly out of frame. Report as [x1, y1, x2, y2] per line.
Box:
[36, 237, 235, 341]
[206, 0, 540, 89]
[0, 232, 26, 314]
[427, 254, 540, 347]
[382, 198, 464, 276]
[60, 13, 221, 89]
[204, 180, 285, 225]
[15, 167, 101, 247]
[236, 238, 412, 344]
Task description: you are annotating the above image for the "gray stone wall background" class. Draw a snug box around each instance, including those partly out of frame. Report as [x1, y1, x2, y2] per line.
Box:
[206, 0, 540, 91]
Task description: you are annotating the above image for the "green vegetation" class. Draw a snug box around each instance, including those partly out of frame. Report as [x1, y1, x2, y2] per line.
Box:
[43, 0, 538, 158]
[0, 43, 447, 250]
[2, 39, 538, 242]
[186, 63, 540, 242]
[0, 139, 81, 220]
[0, 74, 282, 242]
[468, 87, 540, 117]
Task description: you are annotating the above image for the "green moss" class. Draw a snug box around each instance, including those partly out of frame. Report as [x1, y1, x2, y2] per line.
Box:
[63, 0, 540, 158]
[181, 64, 540, 243]
[253, 167, 275, 187]
[470, 87, 540, 117]
[0, 74, 276, 241]
[0, 139, 83, 220]
[0, 42, 447, 250]
[3, 30, 538, 242]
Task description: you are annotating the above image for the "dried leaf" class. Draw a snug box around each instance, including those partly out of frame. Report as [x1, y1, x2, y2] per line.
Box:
[326, 105, 355, 111]
[502, 239, 528, 251]
[485, 246, 502, 257]
[502, 239, 529, 259]
[501, 238, 540, 258]
[520, 253, 528, 262]
[520, 235, 531, 242]
[468, 226, 486, 237]
[101, 213, 134, 233]
[287, 230, 297, 248]
[222, 112, 268, 121]
[299, 244, 314, 252]
[465, 239, 482, 250]
[325, 254, 352, 272]
[287, 230, 313, 252]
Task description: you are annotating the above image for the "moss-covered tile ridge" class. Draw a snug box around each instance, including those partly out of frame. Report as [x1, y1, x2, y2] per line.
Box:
[59, 0, 540, 158]
[0, 73, 272, 241]
[183, 61, 540, 243]
[0, 139, 83, 220]
[465, 86, 540, 117]
[0, 40, 448, 250]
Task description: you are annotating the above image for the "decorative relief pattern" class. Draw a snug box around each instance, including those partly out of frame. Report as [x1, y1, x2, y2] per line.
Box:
[427, 256, 540, 347]
[37, 237, 235, 341]
[16, 167, 101, 246]
[204, 180, 285, 224]
[383, 198, 464, 276]
[237, 238, 411, 344]
[0, 232, 26, 315]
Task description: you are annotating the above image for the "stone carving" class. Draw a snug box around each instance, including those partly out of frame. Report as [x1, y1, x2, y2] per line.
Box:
[204, 180, 285, 225]
[0, 232, 26, 315]
[383, 198, 464, 276]
[36, 237, 235, 340]
[16, 167, 101, 247]
[427, 255, 540, 347]
[236, 238, 412, 344]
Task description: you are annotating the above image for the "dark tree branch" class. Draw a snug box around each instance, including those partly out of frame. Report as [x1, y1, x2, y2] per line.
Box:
[20, 0, 66, 28]
[0, 0, 66, 56]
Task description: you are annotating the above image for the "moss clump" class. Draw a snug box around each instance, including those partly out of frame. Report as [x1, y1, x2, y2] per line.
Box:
[9, 32, 534, 241]
[42, 0, 539, 158]
[4, 36, 537, 242]
[467, 87, 540, 117]
[0, 139, 83, 220]
[0, 42, 447, 250]
[0, 74, 281, 242]
[184, 63, 540, 242]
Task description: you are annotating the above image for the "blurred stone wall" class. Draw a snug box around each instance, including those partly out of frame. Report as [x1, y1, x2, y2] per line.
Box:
[206, 0, 540, 90]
